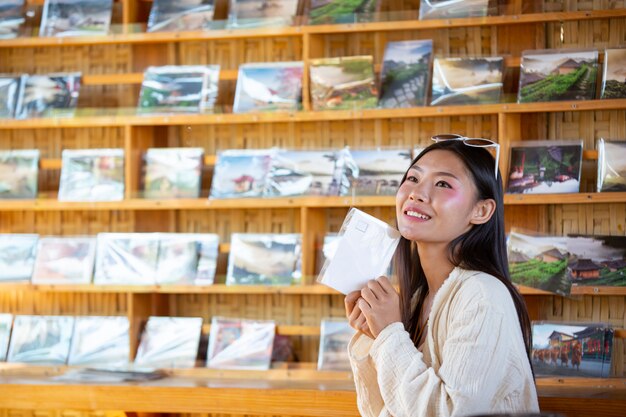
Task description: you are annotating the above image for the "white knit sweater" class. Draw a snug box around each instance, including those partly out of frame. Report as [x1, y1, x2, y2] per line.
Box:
[348, 267, 539, 417]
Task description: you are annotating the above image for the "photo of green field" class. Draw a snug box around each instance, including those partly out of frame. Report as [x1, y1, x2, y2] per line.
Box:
[518, 50, 598, 103]
[309, 0, 379, 25]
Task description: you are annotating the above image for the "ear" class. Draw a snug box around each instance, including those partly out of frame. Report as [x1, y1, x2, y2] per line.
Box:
[469, 198, 496, 225]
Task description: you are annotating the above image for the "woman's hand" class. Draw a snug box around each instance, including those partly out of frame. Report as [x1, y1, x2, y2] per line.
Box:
[345, 290, 374, 339]
[358, 276, 401, 337]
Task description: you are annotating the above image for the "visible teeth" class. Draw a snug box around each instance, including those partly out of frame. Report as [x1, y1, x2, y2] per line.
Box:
[406, 210, 430, 220]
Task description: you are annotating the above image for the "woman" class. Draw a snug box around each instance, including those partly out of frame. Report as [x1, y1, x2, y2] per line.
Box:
[345, 137, 539, 416]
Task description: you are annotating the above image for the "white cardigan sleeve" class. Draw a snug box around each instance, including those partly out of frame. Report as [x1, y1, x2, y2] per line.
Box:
[367, 301, 512, 417]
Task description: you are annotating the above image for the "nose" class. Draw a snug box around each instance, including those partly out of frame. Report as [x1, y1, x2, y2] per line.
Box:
[408, 183, 429, 203]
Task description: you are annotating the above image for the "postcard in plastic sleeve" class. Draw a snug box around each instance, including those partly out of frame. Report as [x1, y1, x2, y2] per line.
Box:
[0, 314, 12, 361]
[207, 317, 275, 370]
[7, 315, 74, 365]
[94, 233, 160, 285]
[68, 316, 130, 367]
[317, 318, 356, 371]
[31, 237, 96, 285]
[317, 208, 400, 294]
[134, 316, 203, 369]
[0, 234, 38, 282]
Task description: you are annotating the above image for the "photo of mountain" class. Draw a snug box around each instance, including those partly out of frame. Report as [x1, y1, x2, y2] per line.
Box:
[266, 150, 342, 196]
[147, 0, 214, 32]
[228, 0, 298, 28]
[0, 0, 24, 39]
[39, 0, 113, 37]
[346, 149, 412, 195]
[310, 55, 377, 111]
[233, 62, 303, 113]
[518, 49, 598, 103]
[597, 139, 626, 192]
[308, 0, 379, 25]
[419, 0, 488, 20]
[378, 40, 432, 108]
[601, 48, 626, 99]
[430, 57, 503, 106]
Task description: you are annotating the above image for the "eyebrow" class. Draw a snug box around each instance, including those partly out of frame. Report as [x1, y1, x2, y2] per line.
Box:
[410, 165, 460, 181]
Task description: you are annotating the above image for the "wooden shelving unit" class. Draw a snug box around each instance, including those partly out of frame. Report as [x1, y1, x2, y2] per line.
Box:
[1, 1, 625, 416]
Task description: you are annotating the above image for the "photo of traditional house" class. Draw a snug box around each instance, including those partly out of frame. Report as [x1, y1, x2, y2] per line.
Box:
[566, 235, 626, 287]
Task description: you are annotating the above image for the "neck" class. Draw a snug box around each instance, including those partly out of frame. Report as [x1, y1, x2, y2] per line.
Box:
[416, 242, 456, 296]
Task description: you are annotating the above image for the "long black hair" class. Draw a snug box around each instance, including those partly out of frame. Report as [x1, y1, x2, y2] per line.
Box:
[394, 139, 533, 370]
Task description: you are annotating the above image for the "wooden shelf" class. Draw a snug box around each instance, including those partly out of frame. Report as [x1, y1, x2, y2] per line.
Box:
[3, 99, 625, 130]
[570, 286, 626, 296]
[3, 10, 626, 49]
[503, 192, 626, 205]
[0, 366, 623, 416]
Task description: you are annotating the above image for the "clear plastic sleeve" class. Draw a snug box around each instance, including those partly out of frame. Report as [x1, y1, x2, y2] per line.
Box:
[31, 237, 96, 285]
[317, 319, 356, 371]
[155, 233, 200, 285]
[209, 149, 274, 199]
[68, 316, 130, 367]
[58, 148, 124, 202]
[531, 320, 614, 378]
[379, 39, 433, 109]
[597, 139, 626, 192]
[134, 316, 203, 369]
[418, 0, 488, 20]
[517, 48, 598, 103]
[147, 0, 215, 33]
[343, 148, 412, 196]
[207, 317, 275, 370]
[227, 0, 298, 29]
[0, 149, 39, 199]
[138, 65, 220, 113]
[194, 234, 220, 285]
[15, 72, 82, 119]
[308, 0, 380, 25]
[505, 140, 583, 195]
[0, 1, 25, 40]
[226, 233, 302, 286]
[143, 147, 204, 199]
[317, 208, 400, 294]
[233, 61, 303, 113]
[600, 48, 626, 99]
[7, 315, 74, 365]
[0, 75, 25, 118]
[0, 234, 38, 282]
[94, 233, 160, 285]
[0, 314, 12, 361]
[39, 0, 113, 37]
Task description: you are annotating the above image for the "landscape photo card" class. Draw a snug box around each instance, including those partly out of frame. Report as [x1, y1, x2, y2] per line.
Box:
[143, 147, 204, 199]
[233, 62, 303, 113]
[566, 234, 626, 288]
[317, 319, 356, 371]
[518, 49, 598, 103]
[39, 0, 113, 37]
[209, 149, 273, 199]
[134, 316, 203, 368]
[507, 230, 571, 296]
[0, 149, 39, 199]
[309, 55, 377, 111]
[226, 233, 302, 285]
[195, 234, 220, 285]
[207, 317, 275, 370]
[155, 234, 200, 285]
[16, 73, 81, 119]
[0, 75, 25, 118]
[227, 0, 299, 29]
[138, 65, 220, 113]
[505, 140, 583, 194]
[308, 0, 380, 25]
[597, 139, 626, 192]
[266, 149, 342, 197]
[430, 57, 503, 106]
[345, 148, 412, 196]
[318, 208, 400, 294]
[601, 48, 626, 99]
[147, 0, 215, 33]
[0, 1, 24, 39]
[0, 314, 12, 361]
[532, 321, 614, 378]
[94, 233, 160, 285]
[7, 315, 74, 364]
[68, 316, 130, 367]
[378, 40, 433, 109]
[0, 234, 38, 282]
[58, 148, 124, 201]
[419, 0, 489, 20]
[31, 237, 96, 285]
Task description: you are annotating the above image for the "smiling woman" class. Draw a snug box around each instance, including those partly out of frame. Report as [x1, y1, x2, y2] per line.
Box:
[344, 138, 539, 416]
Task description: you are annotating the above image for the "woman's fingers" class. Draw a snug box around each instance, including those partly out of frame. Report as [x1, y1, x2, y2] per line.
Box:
[344, 290, 361, 316]
[376, 276, 395, 294]
[360, 286, 377, 304]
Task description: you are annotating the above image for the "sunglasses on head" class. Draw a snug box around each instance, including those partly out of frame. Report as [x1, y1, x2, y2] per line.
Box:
[431, 134, 501, 180]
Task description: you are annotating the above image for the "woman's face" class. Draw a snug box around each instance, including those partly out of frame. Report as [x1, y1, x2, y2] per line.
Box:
[395, 149, 481, 245]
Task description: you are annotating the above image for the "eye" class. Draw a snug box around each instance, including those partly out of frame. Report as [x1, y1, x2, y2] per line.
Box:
[435, 180, 452, 189]
[406, 175, 418, 183]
